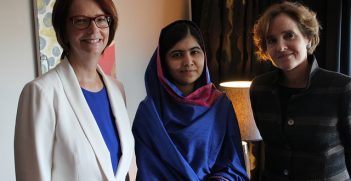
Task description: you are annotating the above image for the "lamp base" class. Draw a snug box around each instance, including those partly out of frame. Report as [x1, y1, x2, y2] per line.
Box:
[242, 140, 263, 181]
[242, 141, 251, 179]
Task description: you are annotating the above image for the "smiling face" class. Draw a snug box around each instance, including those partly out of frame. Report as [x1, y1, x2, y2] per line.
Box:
[66, 0, 109, 58]
[266, 13, 310, 72]
[165, 35, 205, 95]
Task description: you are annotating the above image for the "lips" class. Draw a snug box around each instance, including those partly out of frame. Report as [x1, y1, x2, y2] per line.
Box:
[277, 53, 293, 60]
[180, 69, 196, 73]
[81, 38, 102, 44]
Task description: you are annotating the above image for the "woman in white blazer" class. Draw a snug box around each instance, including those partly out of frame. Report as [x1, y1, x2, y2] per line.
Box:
[14, 0, 134, 180]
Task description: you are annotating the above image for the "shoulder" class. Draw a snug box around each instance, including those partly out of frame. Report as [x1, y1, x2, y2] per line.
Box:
[312, 68, 351, 88]
[133, 97, 157, 130]
[108, 76, 125, 93]
[252, 70, 278, 85]
[134, 96, 164, 123]
[18, 69, 64, 109]
[209, 93, 234, 113]
[136, 97, 154, 112]
[251, 70, 278, 91]
[23, 68, 61, 93]
[314, 68, 351, 81]
[103, 75, 127, 102]
[217, 93, 232, 105]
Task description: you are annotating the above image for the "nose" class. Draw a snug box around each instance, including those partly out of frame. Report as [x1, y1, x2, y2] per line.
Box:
[276, 39, 287, 51]
[183, 52, 194, 66]
[86, 20, 99, 33]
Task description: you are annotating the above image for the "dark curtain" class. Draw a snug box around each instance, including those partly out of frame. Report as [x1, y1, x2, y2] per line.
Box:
[192, 0, 351, 86]
[303, 0, 351, 75]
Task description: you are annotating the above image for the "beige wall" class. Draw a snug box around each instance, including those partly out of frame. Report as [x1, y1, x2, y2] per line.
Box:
[0, 0, 36, 180]
[115, 1, 190, 179]
[0, 0, 189, 180]
[115, 0, 190, 121]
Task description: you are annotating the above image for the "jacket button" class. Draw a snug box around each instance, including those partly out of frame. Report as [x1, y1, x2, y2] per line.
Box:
[287, 119, 294, 126]
[283, 169, 289, 175]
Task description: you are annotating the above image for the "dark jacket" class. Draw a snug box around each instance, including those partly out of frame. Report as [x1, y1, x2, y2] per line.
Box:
[250, 56, 351, 181]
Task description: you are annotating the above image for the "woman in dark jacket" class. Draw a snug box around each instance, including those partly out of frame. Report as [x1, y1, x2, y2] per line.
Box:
[250, 1, 351, 180]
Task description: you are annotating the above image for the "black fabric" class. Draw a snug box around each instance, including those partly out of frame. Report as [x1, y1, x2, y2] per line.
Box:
[250, 57, 351, 180]
[278, 85, 304, 126]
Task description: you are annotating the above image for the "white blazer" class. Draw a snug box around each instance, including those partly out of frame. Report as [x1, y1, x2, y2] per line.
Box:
[14, 58, 134, 181]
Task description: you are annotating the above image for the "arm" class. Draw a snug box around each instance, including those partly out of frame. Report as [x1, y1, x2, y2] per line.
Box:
[14, 83, 55, 181]
[132, 100, 198, 180]
[339, 82, 351, 174]
[208, 101, 249, 181]
[132, 102, 175, 180]
[132, 105, 174, 181]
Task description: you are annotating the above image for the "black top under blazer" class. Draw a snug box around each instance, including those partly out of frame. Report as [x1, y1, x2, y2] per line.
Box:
[250, 56, 351, 181]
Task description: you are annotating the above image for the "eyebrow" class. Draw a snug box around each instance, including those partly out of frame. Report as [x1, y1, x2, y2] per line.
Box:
[69, 14, 107, 18]
[267, 29, 294, 37]
[169, 46, 202, 54]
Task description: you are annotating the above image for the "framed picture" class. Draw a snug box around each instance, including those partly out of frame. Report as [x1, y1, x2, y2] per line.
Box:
[33, 0, 116, 77]
[33, 0, 62, 76]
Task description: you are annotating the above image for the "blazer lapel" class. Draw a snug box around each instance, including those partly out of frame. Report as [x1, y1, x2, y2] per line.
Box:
[98, 67, 134, 180]
[55, 58, 115, 180]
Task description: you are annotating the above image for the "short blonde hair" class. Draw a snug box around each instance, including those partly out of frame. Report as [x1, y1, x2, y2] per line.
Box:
[253, 1, 320, 61]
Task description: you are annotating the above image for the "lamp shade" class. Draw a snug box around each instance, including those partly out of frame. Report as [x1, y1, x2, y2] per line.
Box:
[220, 81, 262, 141]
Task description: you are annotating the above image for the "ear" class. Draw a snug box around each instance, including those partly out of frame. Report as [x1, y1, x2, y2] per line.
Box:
[307, 43, 311, 49]
[306, 39, 312, 49]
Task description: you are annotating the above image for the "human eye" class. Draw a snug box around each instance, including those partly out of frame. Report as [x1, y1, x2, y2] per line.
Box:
[284, 31, 295, 40]
[191, 48, 203, 55]
[73, 17, 89, 26]
[171, 52, 183, 58]
[95, 15, 111, 28]
[95, 16, 108, 23]
[265, 36, 276, 45]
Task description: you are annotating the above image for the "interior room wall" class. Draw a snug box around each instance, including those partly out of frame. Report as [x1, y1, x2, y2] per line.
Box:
[0, 0, 189, 180]
[0, 0, 36, 180]
[115, 1, 190, 179]
[115, 0, 190, 121]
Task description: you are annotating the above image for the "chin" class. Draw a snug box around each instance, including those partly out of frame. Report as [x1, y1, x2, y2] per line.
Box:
[283, 66, 299, 72]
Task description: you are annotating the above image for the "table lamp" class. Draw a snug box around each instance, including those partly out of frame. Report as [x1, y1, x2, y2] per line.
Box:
[220, 81, 262, 179]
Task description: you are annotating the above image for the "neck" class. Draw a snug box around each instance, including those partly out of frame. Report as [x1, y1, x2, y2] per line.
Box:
[67, 55, 103, 92]
[176, 84, 194, 96]
[68, 52, 100, 69]
[281, 60, 311, 88]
